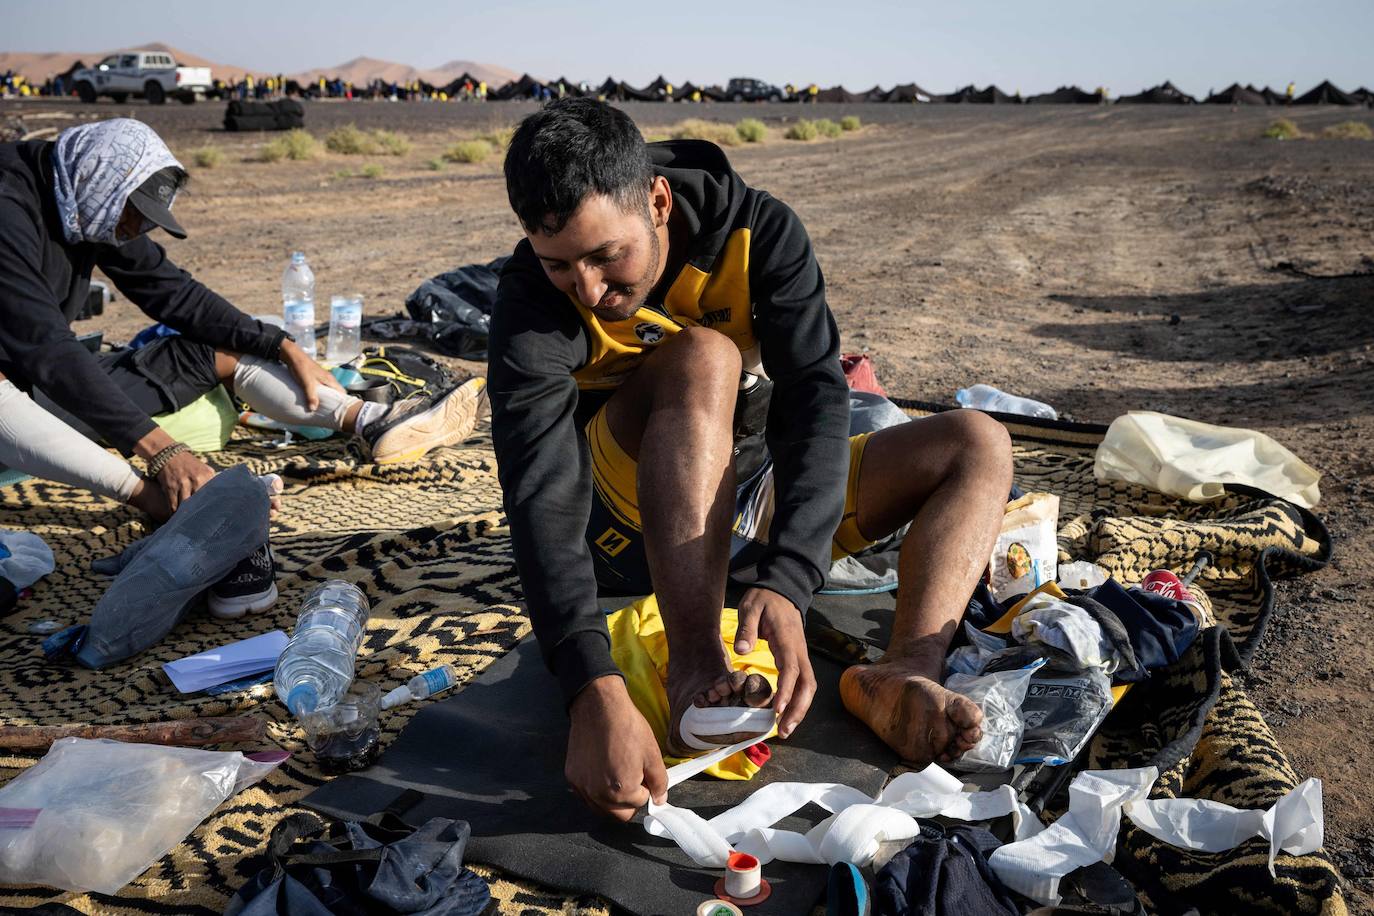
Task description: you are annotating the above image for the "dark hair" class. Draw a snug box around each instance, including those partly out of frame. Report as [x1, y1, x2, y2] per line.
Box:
[504, 98, 653, 234]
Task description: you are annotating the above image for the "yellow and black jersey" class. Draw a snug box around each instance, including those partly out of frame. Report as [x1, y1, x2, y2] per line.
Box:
[488, 140, 849, 703]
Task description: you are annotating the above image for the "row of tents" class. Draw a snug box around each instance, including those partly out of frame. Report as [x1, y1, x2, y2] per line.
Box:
[286, 75, 1371, 106]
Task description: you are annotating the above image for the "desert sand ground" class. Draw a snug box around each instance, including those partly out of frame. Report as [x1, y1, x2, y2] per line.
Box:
[4, 97, 1372, 910]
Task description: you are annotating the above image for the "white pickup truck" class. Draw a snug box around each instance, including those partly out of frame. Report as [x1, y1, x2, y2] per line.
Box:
[71, 51, 212, 105]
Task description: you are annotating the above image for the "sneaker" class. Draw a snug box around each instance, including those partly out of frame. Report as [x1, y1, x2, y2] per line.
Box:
[208, 542, 278, 620]
[362, 377, 486, 465]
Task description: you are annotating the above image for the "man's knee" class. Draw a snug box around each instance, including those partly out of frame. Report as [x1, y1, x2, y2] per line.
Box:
[648, 328, 742, 404]
[949, 410, 1014, 483]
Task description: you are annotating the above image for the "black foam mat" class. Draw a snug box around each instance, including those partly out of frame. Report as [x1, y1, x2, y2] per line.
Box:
[304, 635, 896, 915]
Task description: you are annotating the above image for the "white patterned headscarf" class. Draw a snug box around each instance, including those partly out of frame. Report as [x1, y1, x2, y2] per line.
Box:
[50, 118, 182, 245]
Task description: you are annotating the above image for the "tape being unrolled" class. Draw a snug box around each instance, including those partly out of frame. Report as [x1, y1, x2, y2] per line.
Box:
[723, 850, 761, 898]
[679, 706, 777, 752]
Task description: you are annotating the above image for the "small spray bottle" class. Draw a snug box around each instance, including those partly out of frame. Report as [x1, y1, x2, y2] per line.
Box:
[380, 664, 459, 710]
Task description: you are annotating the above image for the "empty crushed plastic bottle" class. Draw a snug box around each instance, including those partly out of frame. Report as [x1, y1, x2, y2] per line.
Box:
[955, 384, 1058, 420]
[273, 580, 371, 716]
[380, 664, 459, 710]
[281, 252, 317, 359]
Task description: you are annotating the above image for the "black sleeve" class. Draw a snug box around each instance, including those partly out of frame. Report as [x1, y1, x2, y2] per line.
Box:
[96, 236, 286, 360]
[487, 249, 616, 706]
[0, 196, 159, 454]
[741, 193, 851, 612]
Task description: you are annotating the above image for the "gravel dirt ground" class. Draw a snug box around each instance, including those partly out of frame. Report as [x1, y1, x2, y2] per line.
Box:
[5, 97, 1372, 911]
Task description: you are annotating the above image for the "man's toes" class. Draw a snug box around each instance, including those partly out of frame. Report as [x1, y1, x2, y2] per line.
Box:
[741, 672, 773, 707]
[945, 692, 984, 730]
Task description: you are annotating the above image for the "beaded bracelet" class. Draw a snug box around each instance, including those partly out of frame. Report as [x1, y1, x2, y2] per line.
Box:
[146, 442, 190, 478]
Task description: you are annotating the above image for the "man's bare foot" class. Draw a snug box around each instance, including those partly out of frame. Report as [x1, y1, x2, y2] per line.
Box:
[666, 649, 774, 758]
[839, 656, 984, 766]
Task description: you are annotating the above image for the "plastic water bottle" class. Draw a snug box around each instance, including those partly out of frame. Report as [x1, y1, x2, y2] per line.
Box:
[281, 252, 317, 358]
[379, 664, 459, 710]
[955, 384, 1058, 420]
[326, 294, 363, 365]
[274, 579, 371, 716]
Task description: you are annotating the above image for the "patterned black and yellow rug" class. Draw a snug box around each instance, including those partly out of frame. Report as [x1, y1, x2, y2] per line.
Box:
[0, 407, 1346, 915]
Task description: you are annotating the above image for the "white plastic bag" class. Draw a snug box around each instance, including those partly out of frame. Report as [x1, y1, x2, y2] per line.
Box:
[1094, 411, 1321, 508]
[944, 662, 1041, 771]
[989, 493, 1059, 600]
[0, 530, 54, 590]
[0, 738, 283, 894]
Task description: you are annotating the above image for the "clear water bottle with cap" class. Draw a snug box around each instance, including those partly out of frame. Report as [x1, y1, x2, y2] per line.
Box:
[281, 252, 317, 358]
[326, 294, 363, 365]
[955, 384, 1058, 420]
[274, 579, 371, 717]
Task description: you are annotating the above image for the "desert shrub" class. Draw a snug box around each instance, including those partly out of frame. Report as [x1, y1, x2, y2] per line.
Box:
[479, 127, 515, 150]
[261, 129, 321, 162]
[670, 118, 739, 146]
[641, 132, 671, 143]
[325, 124, 372, 154]
[785, 119, 819, 141]
[735, 118, 768, 143]
[361, 163, 384, 179]
[371, 129, 412, 156]
[426, 158, 445, 171]
[1262, 118, 1301, 140]
[1322, 120, 1373, 140]
[814, 118, 843, 139]
[333, 168, 354, 179]
[840, 115, 862, 132]
[191, 146, 223, 168]
[444, 140, 491, 163]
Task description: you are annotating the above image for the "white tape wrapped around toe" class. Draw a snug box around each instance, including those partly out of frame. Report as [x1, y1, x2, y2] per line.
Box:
[678, 706, 778, 752]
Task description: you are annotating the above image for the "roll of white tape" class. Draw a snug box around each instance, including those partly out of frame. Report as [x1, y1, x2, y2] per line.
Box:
[723, 850, 761, 899]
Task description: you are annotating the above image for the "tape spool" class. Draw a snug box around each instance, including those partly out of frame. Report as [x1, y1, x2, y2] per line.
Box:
[713, 850, 772, 906]
[696, 901, 743, 916]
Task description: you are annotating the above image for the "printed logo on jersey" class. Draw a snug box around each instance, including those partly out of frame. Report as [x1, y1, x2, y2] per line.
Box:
[634, 322, 665, 344]
[594, 527, 632, 557]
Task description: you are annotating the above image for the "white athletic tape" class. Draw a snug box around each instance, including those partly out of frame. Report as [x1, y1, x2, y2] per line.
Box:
[647, 756, 1324, 906]
[678, 706, 778, 752]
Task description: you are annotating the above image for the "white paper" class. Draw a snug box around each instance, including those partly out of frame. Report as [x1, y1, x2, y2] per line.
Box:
[162, 631, 287, 694]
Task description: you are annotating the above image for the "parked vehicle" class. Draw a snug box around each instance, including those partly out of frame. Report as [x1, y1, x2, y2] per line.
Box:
[71, 51, 212, 105]
[726, 77, 785, 103]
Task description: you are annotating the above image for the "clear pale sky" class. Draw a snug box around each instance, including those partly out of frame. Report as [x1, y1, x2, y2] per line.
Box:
[6, 0, 1371, 95]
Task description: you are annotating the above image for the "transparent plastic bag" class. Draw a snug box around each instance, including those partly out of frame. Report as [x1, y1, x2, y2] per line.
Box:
[944, 662, 1041, 771]
[0, 737, 284, 894]
[1015, 667, 1115, 766]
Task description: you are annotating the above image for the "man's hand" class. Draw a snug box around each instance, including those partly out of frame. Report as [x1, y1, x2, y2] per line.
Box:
[278, 339, 345, 411]
[734, 587, 817, 740]
[158, 449, 217, 512]
[566, 674, 668, 821]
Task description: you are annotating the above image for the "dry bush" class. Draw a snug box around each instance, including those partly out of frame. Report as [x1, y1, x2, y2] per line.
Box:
[840, 115, 862, 132]
[1322, 120, 1373, 140]
[444, 140, 491, 163]
[785, 119, 819, 141]
[670, 118, 740, 147]
[361, 163, 384, 179]
[371, 129, 412, 156]
[1262, 118, 1301, 140]
[479, 127, 514, 150]
[325, 124, 372, 154]
[191, 146, 223, 168]
[735, 118, 768, 143]
[814, 118, 843, 139]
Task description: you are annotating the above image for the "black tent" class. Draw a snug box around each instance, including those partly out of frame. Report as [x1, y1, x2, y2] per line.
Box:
[1258, 86, 1288, 105]
[1027, 85, 1100, 104]
[1351, 87, 1374, 107]
[491, 73, 546, 101]
[438, 72, 488, 96]
[1204, 83, 1269, 105]
[614, 79, 659, 102]
[815, 85, 864, 103]
[548, 77, 584, 97]
[882, 82, 934, 103]
[857, 84, 887, 102]
[1116, 81, 1197, 104]
[941, 84, 1019, 104]
[1293, 80, 1358, 105]
[677, 81, 719, 101]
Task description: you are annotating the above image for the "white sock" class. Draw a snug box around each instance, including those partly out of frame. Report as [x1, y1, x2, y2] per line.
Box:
[232, 356, 361, 432]
[353, 401, 388, 436]
[0, 380, 141, 502]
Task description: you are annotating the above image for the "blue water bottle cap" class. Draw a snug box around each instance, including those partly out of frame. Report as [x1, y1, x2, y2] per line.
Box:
[287, 684, 319, 716]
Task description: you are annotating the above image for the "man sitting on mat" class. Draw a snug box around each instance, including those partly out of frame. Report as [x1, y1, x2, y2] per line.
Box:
[0, 118, 484, 522]
[488, 99, 1014, 820]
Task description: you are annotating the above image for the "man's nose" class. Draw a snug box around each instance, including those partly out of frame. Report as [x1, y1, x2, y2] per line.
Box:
[573, 265, 607, 309]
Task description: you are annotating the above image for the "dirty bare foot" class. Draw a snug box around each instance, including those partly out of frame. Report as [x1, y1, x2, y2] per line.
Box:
[666, 647, 774, 758]
[839, 656, 983, 766]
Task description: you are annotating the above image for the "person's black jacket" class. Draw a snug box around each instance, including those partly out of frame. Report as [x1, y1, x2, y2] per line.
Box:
[488, 140, 849, 704]
[0, 140, 286, 455]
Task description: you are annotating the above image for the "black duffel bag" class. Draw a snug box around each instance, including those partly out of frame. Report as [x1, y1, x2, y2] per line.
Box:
[224, 98, 305, 132]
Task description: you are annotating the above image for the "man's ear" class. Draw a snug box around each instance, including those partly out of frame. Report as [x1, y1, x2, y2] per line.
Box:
[649, 175, 672, 229]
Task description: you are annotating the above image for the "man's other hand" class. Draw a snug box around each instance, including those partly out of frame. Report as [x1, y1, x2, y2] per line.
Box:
[278, 339, 345, 411]
[566, 674, 668, 821]
[158, 449, 216, 511]
[734, 586, 817, 740]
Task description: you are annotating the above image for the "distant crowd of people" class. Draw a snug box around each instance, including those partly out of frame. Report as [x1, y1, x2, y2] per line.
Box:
[1, 71, 69, 98]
